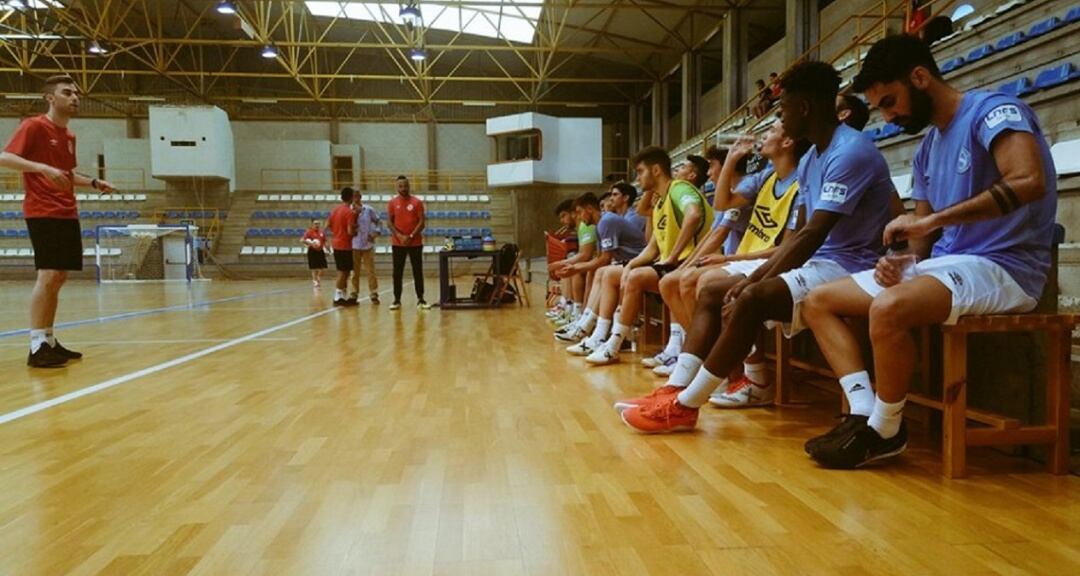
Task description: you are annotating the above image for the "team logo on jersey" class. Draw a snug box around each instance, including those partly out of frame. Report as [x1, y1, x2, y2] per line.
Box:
[984, 104, 1022, 129]
[754, 205, 779, 229]
[406, 204, 414, 211]
[49, 138, 58, 147]
[821, 182, 848, 203]
[600, 238, 614, 250]
[957, 147, 971, 173]
[725, 208, 741, 221]
[655, 214, 667, 230]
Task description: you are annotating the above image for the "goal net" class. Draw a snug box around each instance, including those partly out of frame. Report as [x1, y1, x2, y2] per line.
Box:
[95, 224, 198, 283]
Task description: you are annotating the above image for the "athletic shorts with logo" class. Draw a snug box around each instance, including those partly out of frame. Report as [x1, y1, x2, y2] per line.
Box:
[770, 258, 850, 336]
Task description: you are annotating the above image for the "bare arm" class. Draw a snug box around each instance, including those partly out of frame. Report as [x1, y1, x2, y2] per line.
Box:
[657, 203, 703, 266]
[567, 249, 613, 274]
[0, 151, 71, 189]
[626, 237, 659, 270]
[714, 136, 754, 211]
[742, 208, 842, 287]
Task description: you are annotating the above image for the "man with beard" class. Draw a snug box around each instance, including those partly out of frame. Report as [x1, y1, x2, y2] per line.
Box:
[801, 35, 1057, 469]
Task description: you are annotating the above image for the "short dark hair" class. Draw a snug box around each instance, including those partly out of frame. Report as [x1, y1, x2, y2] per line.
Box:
[555, 199, 574, 216]
[395, 175, 408, 181]
[852, 34, 940, 93]
[838, 93, 871, 131]
[769, 72, 778, 78]
[631, 146, 672, 177]
[340, 187, 355, 203]
[704, 145, 727, 164]
[685, 155, 709, 188]
[755, 79, 766, 88]
[921, 16, 953, 45]
[43, 74, 75, 94]
[574, 192, 600, 210]
[781, 61, 841, 105]
[610, 181, 637, 206]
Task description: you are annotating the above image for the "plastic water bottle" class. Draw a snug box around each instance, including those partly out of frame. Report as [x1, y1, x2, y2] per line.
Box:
[885, 239, 918, 282]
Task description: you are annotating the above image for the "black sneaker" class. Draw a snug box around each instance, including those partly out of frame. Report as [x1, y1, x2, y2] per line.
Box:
[371, 294, 380, 305]
[811, 421, 907, 469]
[52, 340, 83, 360]
[345, 296, 359, 306]
[333, 299, 346, 307]
[804, 414, 868, 456]
[27, 343, 68, 368]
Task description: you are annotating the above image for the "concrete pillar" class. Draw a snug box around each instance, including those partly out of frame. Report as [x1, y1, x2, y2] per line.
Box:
[650, 81, 663, 147]
[785, 0, 819, 64]
[125, 116, 140, 139]
[426, 121, 438, 189]
[722, 8, 748, 117]
[628, 103, 640, 158]
[329, 117, 340, 144]
[680, 51, 699, 142]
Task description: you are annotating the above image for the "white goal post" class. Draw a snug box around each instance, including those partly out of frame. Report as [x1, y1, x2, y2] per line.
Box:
[95, 224, 198, 283]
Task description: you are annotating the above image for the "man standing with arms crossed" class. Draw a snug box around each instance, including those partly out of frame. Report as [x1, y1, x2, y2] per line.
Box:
[349, 190, 381, 304]
[0, 75, 115, 368]
[387, 175, 430, 310]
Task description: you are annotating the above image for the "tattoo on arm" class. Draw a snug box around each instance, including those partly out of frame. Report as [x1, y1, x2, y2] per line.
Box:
[989, 181, 1022, 214]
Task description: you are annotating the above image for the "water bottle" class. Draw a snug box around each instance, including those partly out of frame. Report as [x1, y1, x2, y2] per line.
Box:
[885, 239, 918, 282]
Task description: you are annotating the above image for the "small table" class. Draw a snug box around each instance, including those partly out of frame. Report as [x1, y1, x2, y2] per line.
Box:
[438, 249, 502, 309]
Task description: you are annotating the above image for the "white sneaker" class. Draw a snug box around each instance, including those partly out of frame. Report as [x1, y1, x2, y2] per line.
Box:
[706, 379, 732, 403]
[708, 376, 774, 408]
[554, 325, 587, 343]
[641, 351, 673, 368]
[651, 355, 678, 377]
[585, 343, 620, 365]
[566, 338, 599, 356]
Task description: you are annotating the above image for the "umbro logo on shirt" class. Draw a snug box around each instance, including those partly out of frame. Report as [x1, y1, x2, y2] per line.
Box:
[754, 205, 779, 229]
[948, 271, 964, 287]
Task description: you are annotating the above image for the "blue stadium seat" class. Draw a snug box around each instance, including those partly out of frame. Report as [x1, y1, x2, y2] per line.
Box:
[469, 210, 481, 219]
[481, 210, 491, 219]
[940, 57, 965, 73]
[2, 211, 15, 219]
[300, 210, 312, 219]
[252, 210, 263, 219]
[166, 210, 179, 219]
[1027, 16, 1062, 38]
[482, 228, 492, 236]
[82, 229, 95, 238]
[287, 211, 300, 219]
[998, 77, 1032, 97]
[103, 211, 117, 220]
[966, 44, 995, 63]
[1068, 6, 1080, 24]
[17, 229, 28, 238]
[863, 126, 881, 140]
[3, 229, 17, 237]
[1032, 62, 1079, 91]
[995, 31, 1026, 51]
[271, 228, 285, 236]
[79, 211, 90, 219]
[246, 228, 258, 237]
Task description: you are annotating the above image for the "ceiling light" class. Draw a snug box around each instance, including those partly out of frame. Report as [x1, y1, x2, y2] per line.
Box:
[565, 103, 598, 108]
[408, 47, 427, 61]
[3, 1, 26, 10]
[215, 1, 236, 15]
[354, 99, 390, 105]
[128, 96, 166, 102]
[261, 44, 277, 58]
[88, 40, 107, 54]
[462, 101, 496, 107]
[242, 98, 278, 104]
[5, 93, 41, 100]
[400, 4, 421, 25]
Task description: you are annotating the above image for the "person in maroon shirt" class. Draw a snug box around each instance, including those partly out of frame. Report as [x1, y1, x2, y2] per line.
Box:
[0, 75, 115, 368]
[301, 219, 328, 288]
[387, 175, 429, 310]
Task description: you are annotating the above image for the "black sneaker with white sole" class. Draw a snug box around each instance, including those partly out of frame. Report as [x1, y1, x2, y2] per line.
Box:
[804, 414, 868, 455]
[811, 421, 907, 469]
[27, 343, 68, 368]
[51, 340, 83, 360]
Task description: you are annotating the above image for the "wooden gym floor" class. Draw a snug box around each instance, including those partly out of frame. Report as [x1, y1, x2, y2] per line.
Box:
[0, 279, 1077, 575]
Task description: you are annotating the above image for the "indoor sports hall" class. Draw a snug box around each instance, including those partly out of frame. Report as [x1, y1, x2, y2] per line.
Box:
[0, 1, 1078, 574]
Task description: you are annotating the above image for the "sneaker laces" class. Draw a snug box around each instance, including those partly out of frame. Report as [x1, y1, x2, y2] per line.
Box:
[640, 398, 688, 421]
[725, 376, 754, 395]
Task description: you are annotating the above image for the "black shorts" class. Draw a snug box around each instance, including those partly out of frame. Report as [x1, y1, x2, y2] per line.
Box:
[333, 248, 353, 272]
[649, 262, 680, 279]
[26, 218, 83, 271]
[307, 248, 327, 270]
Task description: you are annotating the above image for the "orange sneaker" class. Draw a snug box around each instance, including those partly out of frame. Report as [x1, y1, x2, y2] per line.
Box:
[620, 397, 699, 433]
[613, 385, 683, 413]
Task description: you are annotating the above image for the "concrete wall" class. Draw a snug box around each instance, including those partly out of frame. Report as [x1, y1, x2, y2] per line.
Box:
[436, 123, 490, 172]
[338, 122, 430, 174]
[235, 140, 332, 190]
[700, 82, 726, 131]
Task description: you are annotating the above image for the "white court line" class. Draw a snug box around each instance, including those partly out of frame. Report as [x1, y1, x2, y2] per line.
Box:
[0, 337, 298, 347]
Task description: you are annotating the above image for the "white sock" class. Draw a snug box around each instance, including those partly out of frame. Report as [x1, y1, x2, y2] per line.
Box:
[662, 323, 684, 356]
[839, 371, 875, 416]
[558, 296, 567, 306]
[30, 329, 47, 353]
[577, 309, 597, 332]
[606, 323, 630, 351]
[677, 366, 725, 408]
[44, 327, 56, 347]
[334, 289, 344, 300]
[589, 318, 612, 345]
[743, 361, 767, 386]
[668, 353, 703, 388]
[868, 396, 905, 439]
[571, 302, 581, 317]
[348, 292, 358, 299]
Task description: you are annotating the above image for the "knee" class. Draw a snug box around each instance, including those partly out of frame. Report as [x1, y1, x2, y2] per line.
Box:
[802, 288, 832, 323]
[698, 280, 728, 308]
[678, 273, 697, 296]
[868, 291, 909, 338]
[38, 271, 65, 291]
[734, 282, 770, 315]
[658, 274, 679, 297]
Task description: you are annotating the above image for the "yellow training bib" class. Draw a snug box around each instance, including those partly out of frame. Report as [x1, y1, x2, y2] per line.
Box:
[736, 173, 800, 255]
[653, 179, 715, 262]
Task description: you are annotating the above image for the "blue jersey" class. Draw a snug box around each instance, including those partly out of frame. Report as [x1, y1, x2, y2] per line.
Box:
[798, 123, 895, 272]
[597, 211, 647, 262]
[622, 209, 647, 234]
[912, 91, 1057, 298]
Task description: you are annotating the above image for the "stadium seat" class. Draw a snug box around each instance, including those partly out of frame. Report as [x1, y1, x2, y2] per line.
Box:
[241, 246, 254, 255]
[1068, 6, 1080, 24]
[266, 247, 279, 255]
[966, 44, 995, 63]
[1051, 139, 1080, 175]
[995, 31, 1026, 51]
[998, 77, 1032, 97]
[17, 248, 31, 257]
[246, 228, 258, 237]
[82, 229, 95, 238]
[1027, 16, 1062, 39]
[253, 246, 266, 255]
[479, 195, 490, 203]
[134, 194, 147, 201]
[17, 229, 28, 238]
[1031, 62, 1079, 91]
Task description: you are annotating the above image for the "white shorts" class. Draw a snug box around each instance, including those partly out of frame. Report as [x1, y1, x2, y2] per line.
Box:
[772, 258, 851, 337]
[850, 254, 1037, 325]
[722, 258, 768, 278]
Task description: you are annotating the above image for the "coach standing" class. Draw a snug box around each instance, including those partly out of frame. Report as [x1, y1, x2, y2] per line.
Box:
[387, 175, 429, 310]
[0, 75, 115, 368]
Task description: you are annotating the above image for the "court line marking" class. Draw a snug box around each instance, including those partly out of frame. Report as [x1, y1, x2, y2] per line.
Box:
[0, 287, 295, 340]
[0, 285, 402, 426]
[0, 337, 298, 347]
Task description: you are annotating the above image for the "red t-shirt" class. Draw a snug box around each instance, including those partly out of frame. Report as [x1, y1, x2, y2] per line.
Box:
[327, 204, 355, 250]
[388, 194, 424, 247]
[3, 115, 78, 219]
[302, 228, 326, 250]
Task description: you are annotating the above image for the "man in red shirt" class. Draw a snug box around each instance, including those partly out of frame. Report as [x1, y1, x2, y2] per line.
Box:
[0, 75, 115, 368]
[387, 175, 429, 310]
[327, 187, 358, 306]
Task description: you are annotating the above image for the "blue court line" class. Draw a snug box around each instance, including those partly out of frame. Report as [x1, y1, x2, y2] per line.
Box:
[0, 287, 296, 340]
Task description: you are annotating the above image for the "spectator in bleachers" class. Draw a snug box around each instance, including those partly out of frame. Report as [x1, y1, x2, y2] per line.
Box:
[918, 15, 953, 45]
[301, 219, 328, 287]
[387, 175, 430, 310]
[568, 146, 713, 364]
[802, 35, 1058, 469]
[768, 72, 782, 102]
[752, 79, 772, 118]
[836, 93, 871, 131]
[328, 187, 357, 306]
[617, 61, 895, 433]
[349, 190, 381, 304]
[0, 74, 116, 368]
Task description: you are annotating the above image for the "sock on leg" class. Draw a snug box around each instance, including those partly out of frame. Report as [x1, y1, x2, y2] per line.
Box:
[577, 309, 597, 332]
[868, 396, 906, 439]
[44, 327, 56, 347]
[589, 318, 612, 345]
[607, 323, 630, 351]
[668, 353, 703, 388]
[30, 329, 47, 353]
[839, 371, 876, 416]
[662, 323, 684, 356]
[743, 361, 767, 386]
[334, 289, 344, 300]
[677, 367, 725, 408]
[571, 302, 581, 317]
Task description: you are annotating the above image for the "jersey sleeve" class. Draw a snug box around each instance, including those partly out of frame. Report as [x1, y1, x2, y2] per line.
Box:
[786, 190, 802, 230]
[734, 168, 770, 202]
[671, 181, 704, 212]
[578, 224, 597, 246]
[911, 135, 932, 203]
[597, 218, 618, 252]
[3, 118, 36, 157]
[813, 142, 884, 216]
[975, 95, 1039, 152]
